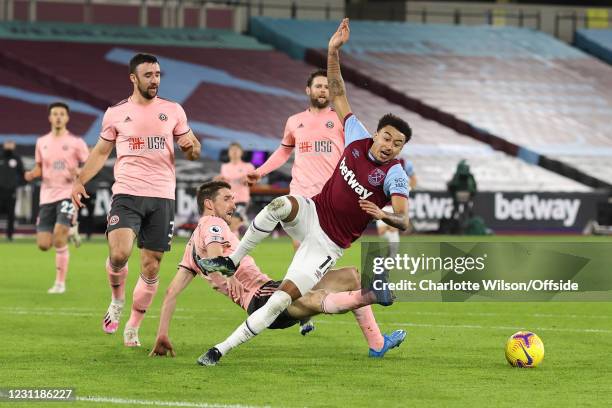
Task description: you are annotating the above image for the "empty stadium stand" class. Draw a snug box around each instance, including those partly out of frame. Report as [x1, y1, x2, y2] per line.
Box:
[250, 18, 612, 189]
[575, 28, 612, 66]
[0, 21, 592, 192]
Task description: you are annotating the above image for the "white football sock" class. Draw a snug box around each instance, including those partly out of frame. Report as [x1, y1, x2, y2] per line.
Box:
[384, 230, 400, 258]
[230, 196, 293, 265]
[215, 290, 292, 355]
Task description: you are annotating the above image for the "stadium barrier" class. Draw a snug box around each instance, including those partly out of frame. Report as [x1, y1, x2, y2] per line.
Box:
[11, 183, 604, 235]
[574, 28, 612, 65]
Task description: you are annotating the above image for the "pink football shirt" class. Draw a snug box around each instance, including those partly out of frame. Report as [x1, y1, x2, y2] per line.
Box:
[100, 97, 190, 200]
[282, 107, 344, 198]
[35, 131, 89, 205]
[179, 215, 271, 309]
[220, 161, 255, 204]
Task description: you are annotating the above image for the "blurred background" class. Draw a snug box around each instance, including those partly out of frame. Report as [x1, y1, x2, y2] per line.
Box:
[1, 0, 612, 237]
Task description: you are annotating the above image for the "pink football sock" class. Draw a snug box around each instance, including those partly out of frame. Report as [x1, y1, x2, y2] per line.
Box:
[321, 290, 376, 314]
[352, 306, 385, 351]
[126, 274, 159, 329]
[55, 246, 69, 284]
[106, 258, 128, 301]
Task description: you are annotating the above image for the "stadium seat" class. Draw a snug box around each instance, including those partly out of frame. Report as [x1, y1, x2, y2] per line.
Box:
[250, 18, 612, 186]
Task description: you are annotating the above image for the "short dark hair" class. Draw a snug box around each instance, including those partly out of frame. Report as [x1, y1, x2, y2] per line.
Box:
[196, 181, 231, 214]
[307, 69, 327, 87]
[129, 53, 159, 74]
[48, 102, 70, 115]
[228, 142, 243, 151]
[377, 114, 412, 143]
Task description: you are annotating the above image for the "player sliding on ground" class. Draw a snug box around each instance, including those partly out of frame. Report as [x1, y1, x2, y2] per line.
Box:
[149, 181, 399, 357]
[198, 18, 413, 366]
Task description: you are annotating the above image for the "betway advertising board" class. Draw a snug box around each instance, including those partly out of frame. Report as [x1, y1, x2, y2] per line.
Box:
[409, 191, 605, 232]
[53, 181, 605, 233]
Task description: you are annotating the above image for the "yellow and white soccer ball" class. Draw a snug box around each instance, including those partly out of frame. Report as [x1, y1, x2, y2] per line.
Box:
[505, 331, 545, 368]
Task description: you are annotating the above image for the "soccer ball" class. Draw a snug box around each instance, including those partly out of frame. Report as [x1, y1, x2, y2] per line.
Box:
[505, 331, 544, 368]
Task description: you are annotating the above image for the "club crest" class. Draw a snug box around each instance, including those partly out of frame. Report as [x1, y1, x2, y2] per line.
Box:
[368, 168, 386, 187]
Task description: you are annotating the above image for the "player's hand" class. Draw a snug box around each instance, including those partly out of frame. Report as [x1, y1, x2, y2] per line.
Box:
[24, 171, 35, 182]
[213, 175, 227, 182]
[359, 199, 384, 220]
[328, 18, 350, 51]
[71, 180, 89, 209]
[177, 134, 194, 151]
[227, 276, 244, 302]
[246, 171, 261, 186]
[149, 335, 176, 357]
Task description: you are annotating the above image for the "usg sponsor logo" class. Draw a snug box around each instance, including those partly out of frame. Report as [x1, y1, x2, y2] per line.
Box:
[494, 193, 580, 227]
[339, 157, 373, 200]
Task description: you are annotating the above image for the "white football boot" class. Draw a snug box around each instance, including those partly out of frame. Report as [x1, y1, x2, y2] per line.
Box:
[102, 299, 124, 334]
[47, 282, 66, 294]
[123, 325, 141, 347]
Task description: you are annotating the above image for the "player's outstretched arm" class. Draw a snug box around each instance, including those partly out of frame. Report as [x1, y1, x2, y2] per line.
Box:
[24, 163, 42, 182]
[328, 18, 352, 123]
[150, 267, 195, 357]
[71, 138, 114, 208]
[248, 144, 294, 185]
[177, 131, 201, 161]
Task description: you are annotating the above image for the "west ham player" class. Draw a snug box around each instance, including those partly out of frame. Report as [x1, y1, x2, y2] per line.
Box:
[149, 181, 396, 357]
[198, 18, 412, 365]
[246, 69, 344, 249]
[71, 53, 201, 347]
[377, 159, 417, 257]
[247, 70, 345, 334]
[24, 102, 89, 294]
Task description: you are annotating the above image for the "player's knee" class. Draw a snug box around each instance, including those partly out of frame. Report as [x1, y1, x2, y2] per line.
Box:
[348, 267, 361, 289]
[141, 256, 161, 277]
[266, 196, 293, 222]
[266, 290, 292, 315]
[109, 252, 129, 269]
[52, 236, 67, 248]
[38, 242, 51, 251]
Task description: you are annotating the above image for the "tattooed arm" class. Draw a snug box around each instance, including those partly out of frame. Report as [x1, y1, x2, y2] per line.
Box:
[327, 18, 352, 123]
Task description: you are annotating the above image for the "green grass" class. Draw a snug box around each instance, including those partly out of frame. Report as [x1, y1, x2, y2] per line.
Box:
[1, 236, 611, 407]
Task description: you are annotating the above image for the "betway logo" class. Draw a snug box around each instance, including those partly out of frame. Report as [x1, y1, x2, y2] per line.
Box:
[408, 193, 453, 219]
[339, 157, 373, 200]
[495, 193, 580, 227]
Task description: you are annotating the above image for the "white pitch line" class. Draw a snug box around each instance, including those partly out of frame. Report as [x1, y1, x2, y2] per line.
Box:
[177, 307, 612, 321]
[382, 310, 612, 320]
[312, 319, 612, 334]
[5, 306, 611, 320]
[2, 309, 193, 320]
[3, 307, 610, 333]
[76, 395, 271, 408]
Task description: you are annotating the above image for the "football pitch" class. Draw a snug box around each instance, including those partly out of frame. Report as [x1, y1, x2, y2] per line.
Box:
[1, 236, 611, 408]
